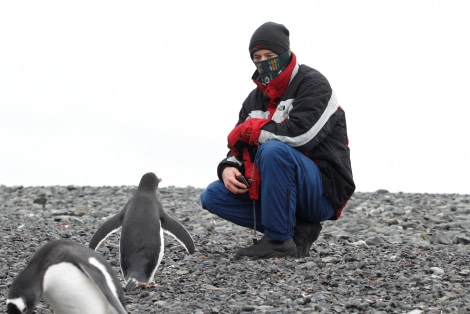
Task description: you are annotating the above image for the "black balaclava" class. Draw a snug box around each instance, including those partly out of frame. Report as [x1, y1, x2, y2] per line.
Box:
[253, 50, 292, 85]
[249, 22, 291, 85]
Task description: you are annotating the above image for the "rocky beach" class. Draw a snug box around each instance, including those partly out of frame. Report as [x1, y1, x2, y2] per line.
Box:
[1, 185, 469, 313]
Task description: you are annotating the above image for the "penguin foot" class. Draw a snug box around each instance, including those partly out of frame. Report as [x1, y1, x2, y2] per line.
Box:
[122, 281, 158, 291]
[140, 282, 158, 289]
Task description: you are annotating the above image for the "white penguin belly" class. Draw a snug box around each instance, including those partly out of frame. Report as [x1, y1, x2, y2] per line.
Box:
[43, 262, 117, 314]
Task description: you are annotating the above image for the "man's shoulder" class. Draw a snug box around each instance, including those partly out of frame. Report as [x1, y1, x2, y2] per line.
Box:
[298, 64, 326, 79]
[295, 64, 330, 88]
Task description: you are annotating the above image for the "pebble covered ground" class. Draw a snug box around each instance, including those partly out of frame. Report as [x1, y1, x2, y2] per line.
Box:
[1, 184, 469, 313]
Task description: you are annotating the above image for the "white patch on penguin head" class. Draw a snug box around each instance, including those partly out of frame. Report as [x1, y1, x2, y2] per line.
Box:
[6, 297, 27, 313]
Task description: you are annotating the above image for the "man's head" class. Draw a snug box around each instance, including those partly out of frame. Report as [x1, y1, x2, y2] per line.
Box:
[249, 22, 290, 60]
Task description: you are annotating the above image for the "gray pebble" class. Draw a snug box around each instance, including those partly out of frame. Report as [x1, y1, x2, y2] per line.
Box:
[1, 186, 469, 313]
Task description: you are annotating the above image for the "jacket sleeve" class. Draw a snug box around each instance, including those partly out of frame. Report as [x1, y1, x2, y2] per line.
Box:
[216, 154, 244, 181]
[216, 90, 259, 180]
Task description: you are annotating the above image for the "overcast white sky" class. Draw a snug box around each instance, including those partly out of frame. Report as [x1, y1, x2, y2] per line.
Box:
[1, 0, 469, 194]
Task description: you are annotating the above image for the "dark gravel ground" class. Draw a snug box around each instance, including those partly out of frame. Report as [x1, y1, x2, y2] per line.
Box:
[1, 184, 469, 313]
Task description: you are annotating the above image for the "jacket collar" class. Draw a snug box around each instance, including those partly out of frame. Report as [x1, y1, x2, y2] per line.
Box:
[252, 52, 298, 102]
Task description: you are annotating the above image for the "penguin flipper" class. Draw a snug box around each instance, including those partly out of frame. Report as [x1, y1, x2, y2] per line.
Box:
[161, 213, 195, 254]
[77, 258, 128, 314]
[89, 214, 123, 250]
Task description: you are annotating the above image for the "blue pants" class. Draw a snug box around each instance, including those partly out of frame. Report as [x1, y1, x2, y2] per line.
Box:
[200, 140, 334, 242]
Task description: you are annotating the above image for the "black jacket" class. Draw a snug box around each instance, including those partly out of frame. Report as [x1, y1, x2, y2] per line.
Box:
[218, 60, 355, 218]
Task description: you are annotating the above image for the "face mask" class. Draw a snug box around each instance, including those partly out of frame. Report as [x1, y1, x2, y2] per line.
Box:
[254, 50, 291, 85]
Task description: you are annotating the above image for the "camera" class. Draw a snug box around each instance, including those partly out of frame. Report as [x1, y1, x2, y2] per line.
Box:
[236, 175, 252, 188]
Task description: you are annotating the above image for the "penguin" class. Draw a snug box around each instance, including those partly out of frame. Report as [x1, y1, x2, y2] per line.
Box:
[6, 239, 127, 314]
[89, 172, 195, 290]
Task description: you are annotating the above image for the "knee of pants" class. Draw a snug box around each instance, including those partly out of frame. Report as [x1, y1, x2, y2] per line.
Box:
[200, 190, 209, 209]
[257, 140, 288, 163]
[200, 181, 221, 210]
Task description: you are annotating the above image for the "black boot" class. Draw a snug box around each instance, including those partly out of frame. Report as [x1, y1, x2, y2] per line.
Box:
[293, 219, 322, 257]
[235, 235, 297, 259]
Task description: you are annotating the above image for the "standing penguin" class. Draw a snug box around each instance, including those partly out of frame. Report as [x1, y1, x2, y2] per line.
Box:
[6, 239, 127, 314]
[89, 172, 195, 290]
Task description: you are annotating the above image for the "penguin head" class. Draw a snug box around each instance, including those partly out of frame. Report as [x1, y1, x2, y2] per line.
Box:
[6, 294, 36, 314]
[138, 172, 161, 191]
[7, 258, 44, 314]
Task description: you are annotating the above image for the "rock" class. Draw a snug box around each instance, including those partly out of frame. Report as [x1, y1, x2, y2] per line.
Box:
[431, 230, 452, 244]
[429, 266, 445, 275]
[1, 187, 469, 313]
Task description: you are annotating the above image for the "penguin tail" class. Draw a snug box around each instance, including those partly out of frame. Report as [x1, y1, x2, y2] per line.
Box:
[125, 278, 139, 291]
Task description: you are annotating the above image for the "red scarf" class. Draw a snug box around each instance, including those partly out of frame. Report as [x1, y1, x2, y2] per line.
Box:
[245, 52, 297, 200]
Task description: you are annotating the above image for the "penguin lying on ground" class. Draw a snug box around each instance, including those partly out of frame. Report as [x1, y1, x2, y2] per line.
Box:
[6, 239, 127, 314]
[89, 172, 195, 290]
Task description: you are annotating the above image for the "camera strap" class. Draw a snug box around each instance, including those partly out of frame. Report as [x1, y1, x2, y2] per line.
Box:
[251, 199, 258, 244]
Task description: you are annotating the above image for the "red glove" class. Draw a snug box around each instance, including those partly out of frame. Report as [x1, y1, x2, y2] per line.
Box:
[227, 118, 269, 151]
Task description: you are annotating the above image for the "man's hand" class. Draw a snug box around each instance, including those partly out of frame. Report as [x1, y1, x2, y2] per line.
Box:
[222, 167, 249, 194]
